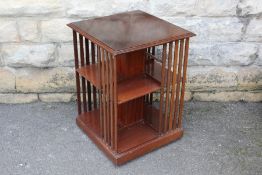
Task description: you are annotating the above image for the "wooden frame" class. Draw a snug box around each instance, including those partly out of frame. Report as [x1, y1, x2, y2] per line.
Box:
[68, 10, 195, 165]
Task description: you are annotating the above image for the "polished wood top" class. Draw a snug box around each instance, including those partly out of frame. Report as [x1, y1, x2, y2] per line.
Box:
[68, 10, 195, 55]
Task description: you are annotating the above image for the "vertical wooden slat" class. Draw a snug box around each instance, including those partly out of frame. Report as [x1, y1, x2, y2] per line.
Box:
[145, 47, 152, 104]
[73, 31, 81, 114]
[169, 40, 179, 130]
[79, 35, 87, 112]
[163, 42, 173, 132]
[173, 39, 184, 129]
[101, 48, 107, 141]
[85, 39, 92, 111]
[97, 46, 103, 138]
[91, 42, 97, 109]
[159, 44, 167, 133]
[149, 46, 155, 104]
[113, 56, 118, 150]
[178, 38, 189, 128]
[108, 53, 114, 147]
[104, 50, 110, 144]
[107, 53, 111, 146]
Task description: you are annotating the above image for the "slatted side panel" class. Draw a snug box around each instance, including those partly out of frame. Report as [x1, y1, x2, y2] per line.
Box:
[158, 38, 190, 133]
[178, 38, 190, 128]
[73, 30, 118, 151]
[74, 33, 99, 113]
[99, 48, 118, 149]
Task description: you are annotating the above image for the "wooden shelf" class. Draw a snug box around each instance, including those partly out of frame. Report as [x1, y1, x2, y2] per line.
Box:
[76, 105, 183, 165]
[76, 61, 164, 90]
[118, 76, 160, 104]
[77, 109, 100, 136]
[146, 60, 172, 83]
[76, 105, 159, 154]
[76, 64, 100, 88]
[77, 64, 161, 104]
[118, 122, 158, 153]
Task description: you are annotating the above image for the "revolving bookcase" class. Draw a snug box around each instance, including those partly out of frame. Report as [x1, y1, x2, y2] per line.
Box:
[67, 10, 195, 165]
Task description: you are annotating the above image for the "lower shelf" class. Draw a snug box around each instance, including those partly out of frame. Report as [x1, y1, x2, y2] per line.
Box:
[76, 106, 183, 165]
[118, 122, 158, 153]
[77, 108, 158, 153]
[77, 109, 100, 136]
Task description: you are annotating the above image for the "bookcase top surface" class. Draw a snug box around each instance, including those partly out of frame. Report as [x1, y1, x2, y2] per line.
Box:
[68, 10, 195, 55]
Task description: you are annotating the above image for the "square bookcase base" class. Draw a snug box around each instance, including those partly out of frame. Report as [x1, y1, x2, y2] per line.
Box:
[76, 114, 183, 165]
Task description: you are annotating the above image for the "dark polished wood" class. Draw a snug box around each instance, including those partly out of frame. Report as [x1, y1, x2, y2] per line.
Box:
[159, 44, 167, 133]
[85, 38, 92, 111]
[73, 31, 81, 115]
[69, 10, 195, 165]
[117, 76, 160, 104]
[68, 10, 195, 55]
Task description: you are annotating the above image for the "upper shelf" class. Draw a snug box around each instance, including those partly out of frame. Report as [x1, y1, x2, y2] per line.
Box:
[77, 60, 165, 87]
[77, 64, 161, 104]
[118, 76, 160, 104]
[77, 64, 100, 88]
[67, 10, 195, 55]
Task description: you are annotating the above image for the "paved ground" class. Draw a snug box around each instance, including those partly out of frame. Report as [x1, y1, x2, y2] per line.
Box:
[0, 102, 261, 175]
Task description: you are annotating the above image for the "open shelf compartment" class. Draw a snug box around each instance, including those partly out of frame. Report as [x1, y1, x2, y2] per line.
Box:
[76, 104, 160, 153]
[77, 63, 161, 104]
[76, 101, 184, 165]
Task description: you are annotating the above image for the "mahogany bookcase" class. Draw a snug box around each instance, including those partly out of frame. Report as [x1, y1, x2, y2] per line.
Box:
[67, 10, 195, 165]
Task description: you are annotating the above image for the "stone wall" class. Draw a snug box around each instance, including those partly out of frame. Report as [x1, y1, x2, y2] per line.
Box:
[0, 0, 261, 103]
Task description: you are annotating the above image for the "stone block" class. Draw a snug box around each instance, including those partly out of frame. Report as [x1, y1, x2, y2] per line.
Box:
[0, 0, 64, 16]
[193, 91, 243, 102]
[187, 67, 238, 91]
[245, 19, 262, 42]
[2, 44, 56, 68]
[166, 17, 243, 42]
[193, 91, 262, 102]
[189, 42, 258, 66]
[16, 67, 75, 93]
[66, 0, 136, 17]
[0, 68, 16, 92]
[18, 20, 39, 42]
[41, 19, 73, 42]
[0, 19, 19, 42]
[56, 43, 74, 66]
[151, 0, 238, 17]
[39, 93, 74, 102]
[255, 44, 262, 66]
[242, 92, 262, 102]
[236, 66, 262, 90]
[0, 93, 38, 104]
[237, 0, 262, 16]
